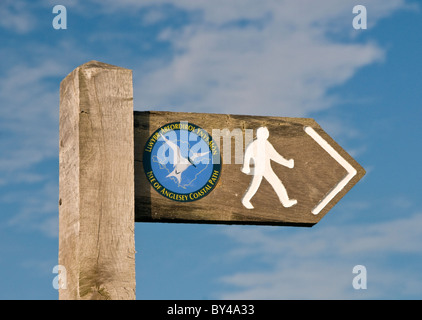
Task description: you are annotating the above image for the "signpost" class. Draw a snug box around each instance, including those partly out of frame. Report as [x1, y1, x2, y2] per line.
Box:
[59, 61, 365, 299]
[134, 111, 365, 227]
[59, 61, 136, 300]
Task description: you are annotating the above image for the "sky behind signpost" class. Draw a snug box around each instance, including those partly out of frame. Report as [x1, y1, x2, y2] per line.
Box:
[0, 0, 421, 299]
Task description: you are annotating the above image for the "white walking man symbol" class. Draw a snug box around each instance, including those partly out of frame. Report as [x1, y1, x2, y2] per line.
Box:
[241, 127, 297, 209]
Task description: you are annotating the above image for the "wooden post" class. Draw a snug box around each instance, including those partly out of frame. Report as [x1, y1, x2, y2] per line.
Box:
[59, 61, 136, 300]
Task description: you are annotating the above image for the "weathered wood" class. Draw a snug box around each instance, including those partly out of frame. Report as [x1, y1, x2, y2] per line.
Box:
[59, 61, 135, 300]
[134, 111, 365, 226]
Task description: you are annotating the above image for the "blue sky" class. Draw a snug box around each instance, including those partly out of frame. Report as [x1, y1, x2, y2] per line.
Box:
[0, 0, 421, 299]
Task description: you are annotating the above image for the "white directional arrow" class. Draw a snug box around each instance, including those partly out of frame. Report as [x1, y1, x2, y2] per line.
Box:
[304, 126, 357, 215]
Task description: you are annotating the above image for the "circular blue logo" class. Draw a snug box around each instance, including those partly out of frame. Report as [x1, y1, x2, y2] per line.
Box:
[143, 122, 221, 202]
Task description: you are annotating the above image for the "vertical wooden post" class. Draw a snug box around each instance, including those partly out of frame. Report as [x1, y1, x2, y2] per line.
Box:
[59, 61, 135, 300]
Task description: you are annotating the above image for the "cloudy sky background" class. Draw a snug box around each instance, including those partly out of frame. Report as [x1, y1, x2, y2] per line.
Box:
[0, 0, 421, 299]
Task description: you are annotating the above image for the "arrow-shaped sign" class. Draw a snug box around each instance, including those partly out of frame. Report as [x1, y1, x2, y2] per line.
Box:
[134, 111, 365, 227]
[304, 126, 358, 216]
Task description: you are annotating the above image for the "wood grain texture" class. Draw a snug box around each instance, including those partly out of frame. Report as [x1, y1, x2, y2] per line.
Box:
[134, 111, 365, 227]
[59, 61, 135, 300]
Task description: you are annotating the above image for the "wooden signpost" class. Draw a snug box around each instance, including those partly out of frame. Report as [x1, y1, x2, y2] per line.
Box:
[135, 111, 365, 227]
[59, 61, 365, 299]
[59, 61, 136, 300]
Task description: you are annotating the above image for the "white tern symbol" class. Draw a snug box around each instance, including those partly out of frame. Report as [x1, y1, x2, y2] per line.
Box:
[241, 127, 297, 209]
[161, 134, 209, 184]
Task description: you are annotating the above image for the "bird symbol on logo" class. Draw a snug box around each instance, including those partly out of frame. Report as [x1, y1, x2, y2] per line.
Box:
[161, 134, 209, 184]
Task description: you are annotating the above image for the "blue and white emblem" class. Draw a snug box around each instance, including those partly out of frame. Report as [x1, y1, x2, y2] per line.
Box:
[143, 121, 221, 202]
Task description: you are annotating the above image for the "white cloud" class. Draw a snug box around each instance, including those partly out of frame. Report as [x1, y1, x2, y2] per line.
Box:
[124, 0, 409, 116]
[0, 61, 65, 173]
[0, 46, 76, 238]
[219, 260, 360, 299]
[0, 0, 36, 34]
[5, 180, 59, 238]
[217, 212, 422, 299]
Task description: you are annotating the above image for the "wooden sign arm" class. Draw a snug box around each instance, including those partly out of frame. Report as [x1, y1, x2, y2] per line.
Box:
[267, 143, 294, 168]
